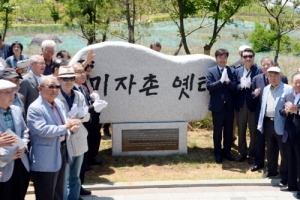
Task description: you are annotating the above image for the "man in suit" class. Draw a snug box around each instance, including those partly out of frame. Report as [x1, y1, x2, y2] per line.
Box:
[257, 66, 293, 186]
[251, 57, 288, 172]
[27, 75, 81, 200]
[19, 55, 45, 116]
[0, 80, 30, 200]
[0, 68, 25, 118]
[206, 49, 236, 163]
[235, 48, 262, 163]
[279, 72, 300, 198]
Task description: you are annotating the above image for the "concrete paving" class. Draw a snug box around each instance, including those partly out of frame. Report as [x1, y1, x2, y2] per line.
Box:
[25, 179, 299, 200]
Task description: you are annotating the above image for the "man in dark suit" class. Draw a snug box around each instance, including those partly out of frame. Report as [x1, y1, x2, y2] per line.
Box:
[235, 48, 262, 163]
[251, 56, 288, 172]
[206, 49, 236, 163]
[18, 55, 45, 116]
[279, 73, 300, 198]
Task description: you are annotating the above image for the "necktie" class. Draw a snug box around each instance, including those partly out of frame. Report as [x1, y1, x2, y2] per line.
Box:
[266, 76, 269, 85]
[220, 68, 224, 74]
[79, 86, 90, 105]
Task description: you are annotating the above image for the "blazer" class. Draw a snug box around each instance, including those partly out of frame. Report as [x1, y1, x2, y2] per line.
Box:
[252, 73, 288, 121]
[57, 90, 89, 157]
[235, 64, 262, 112]
[279, 92, 300, 144]
[206, 65, 236, 112]
[18, 72, 40, 116]
[27, 96, 72, 172]
[0, 105, 30, 182]
[257, 82, 293, 135]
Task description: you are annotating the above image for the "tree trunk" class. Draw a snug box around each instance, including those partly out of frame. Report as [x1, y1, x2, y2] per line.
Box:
[174, 39, 183, 56]
[2, 8, 9, 41]
[178, 0, 190, 54]
[126, 0, 135, 43]
[203, 44, 212, 56]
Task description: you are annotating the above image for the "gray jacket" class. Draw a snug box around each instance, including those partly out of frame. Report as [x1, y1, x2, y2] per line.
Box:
[57, 89, 89, 157]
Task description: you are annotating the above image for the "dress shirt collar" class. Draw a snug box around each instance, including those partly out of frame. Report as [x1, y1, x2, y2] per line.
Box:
[0, 106, 11, 115]
[74, 83, 80, 90]
[270, 82, 281, 91]
[294, 92, 300, 104]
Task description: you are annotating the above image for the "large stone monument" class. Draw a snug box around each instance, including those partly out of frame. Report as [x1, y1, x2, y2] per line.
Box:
[70, 41, 216, 156]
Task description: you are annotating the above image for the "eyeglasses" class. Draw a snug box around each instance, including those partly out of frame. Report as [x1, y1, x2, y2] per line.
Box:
[0, 91, 16, 95]
[62, 77, 75, 82]
[41, 85, 60, 90]
[86, 64, 94, 69]
[242, 55, 254, 59]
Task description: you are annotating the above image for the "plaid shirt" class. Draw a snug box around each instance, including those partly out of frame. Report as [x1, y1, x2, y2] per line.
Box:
[0, 107, 15, 133]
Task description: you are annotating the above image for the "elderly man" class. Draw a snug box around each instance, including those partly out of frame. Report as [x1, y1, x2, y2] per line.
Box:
[56, 66, 90, 200]
[0, 68, 25, 113]
[27, 76, 81, 200]
[235, 48, 262, 163]
[257, 67, 293, 186]
[73, 62, 104, 196]
[42, 40, 56, 75]
[0, 80, 30, 200]
[150, 41, 162, 52]
[19, 55, 45, 116]
[206, 49, 236, 163]
[251, 57, 288, 172]
[279, 73, 300, 198]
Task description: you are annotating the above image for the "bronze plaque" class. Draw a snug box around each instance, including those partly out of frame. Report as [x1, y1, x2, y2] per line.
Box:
[122, 129, 179, 151]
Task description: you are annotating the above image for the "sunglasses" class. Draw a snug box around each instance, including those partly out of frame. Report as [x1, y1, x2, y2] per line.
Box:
[85, 64, 94, 70]
[242, 55, 254, 59]
[42, 85, 61, 90]
[62, 77, 75, 82]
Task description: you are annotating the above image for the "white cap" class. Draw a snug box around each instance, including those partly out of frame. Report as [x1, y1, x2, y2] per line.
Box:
[0, 79, 16, 90]
[239, 45, 251, 51]
[267, 66, 281, 73]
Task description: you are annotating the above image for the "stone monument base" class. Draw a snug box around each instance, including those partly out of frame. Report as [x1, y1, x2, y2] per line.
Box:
[112, 122, 187, 156]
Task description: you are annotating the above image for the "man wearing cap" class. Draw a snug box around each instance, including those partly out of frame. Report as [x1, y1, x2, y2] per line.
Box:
[0, 68, 25, 118]
[0, 79, 30, 200]
[19, 55, 45, 116]
[230, 45, 252, 69]
[56, 66, 90, 200]
[27, 75, 81, 200]
[235, 48, 262, 163]
[251, 57, 288, 172]
[257, 66, 293, 185]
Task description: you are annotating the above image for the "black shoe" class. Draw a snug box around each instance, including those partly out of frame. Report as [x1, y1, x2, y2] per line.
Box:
[89, 159, 103, 165]
[223, 152, 235, 161]
[80, 188, 91, 195]
[297, 191, 300, 199]
[261, 172, 279, 179]
[247, 156, 255, 165]
[280, 185, 298, 191]
[215, 155, 223, 163]
[104, 129, 111, 137]
[279, 179, 288, 187]
[250, 165, 263, 172]
[235, 154, 246, 162]
[85, 165, 92, 171]
[78, 197, 84, 200]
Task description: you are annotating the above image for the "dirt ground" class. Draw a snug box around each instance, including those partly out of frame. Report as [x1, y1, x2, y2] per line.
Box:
[85, 130, 271, 183]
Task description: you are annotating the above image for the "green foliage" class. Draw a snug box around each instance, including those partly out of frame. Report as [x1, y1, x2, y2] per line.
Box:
[47, 1, 60, 24]
[248, 23, 276, 52]
[190, 112, 213, 130]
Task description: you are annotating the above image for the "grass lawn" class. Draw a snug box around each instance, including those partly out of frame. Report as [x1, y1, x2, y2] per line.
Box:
[85, 129, 269, 183]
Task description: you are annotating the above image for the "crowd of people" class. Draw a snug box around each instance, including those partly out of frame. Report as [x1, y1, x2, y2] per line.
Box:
[207, 46, 300, 198]
[0, 34, 299, 200]
[0, 35, 110, 200]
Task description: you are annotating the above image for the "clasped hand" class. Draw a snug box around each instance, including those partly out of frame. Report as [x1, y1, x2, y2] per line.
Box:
[285, 101, 298, 114]
[220, 68, 230, 83]
[66, 118, 81, 132]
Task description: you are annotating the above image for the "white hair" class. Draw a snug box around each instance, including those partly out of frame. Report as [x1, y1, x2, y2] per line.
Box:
[39, 75, 58, 86]
[42, 40, 56, 49]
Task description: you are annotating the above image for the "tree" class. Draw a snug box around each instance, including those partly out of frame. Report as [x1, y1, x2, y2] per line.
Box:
[259, 0, 300, 65]
[62, 0, 116, 45]
[199, 0, 251, 55]
[166, 0, 211, 55]
[47, 1, 61, 24]
[0, 0, 15, 41]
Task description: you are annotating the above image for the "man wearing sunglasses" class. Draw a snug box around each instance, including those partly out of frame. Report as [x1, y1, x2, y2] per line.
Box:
[27, 75, 81, 200]
[235, 48, 262, 164]
[56, 66, 90, 200]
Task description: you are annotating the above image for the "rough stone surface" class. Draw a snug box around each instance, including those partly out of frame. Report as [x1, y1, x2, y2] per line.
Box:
[70, 41, 216, 123]
[30, 34, 62, 46]
[112, 122, 187, 156]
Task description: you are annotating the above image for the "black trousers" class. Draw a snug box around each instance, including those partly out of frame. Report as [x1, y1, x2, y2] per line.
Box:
[254, 129, 265, 167]
[264, 118, 288, 182]
[31, 145, 68, 200]
[212, 104, 234, 155]
[0, 159, 29, 200]
[87, 112, 101, 164]
[285, 137, 300, 190]
[100, 123, 110, 131]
